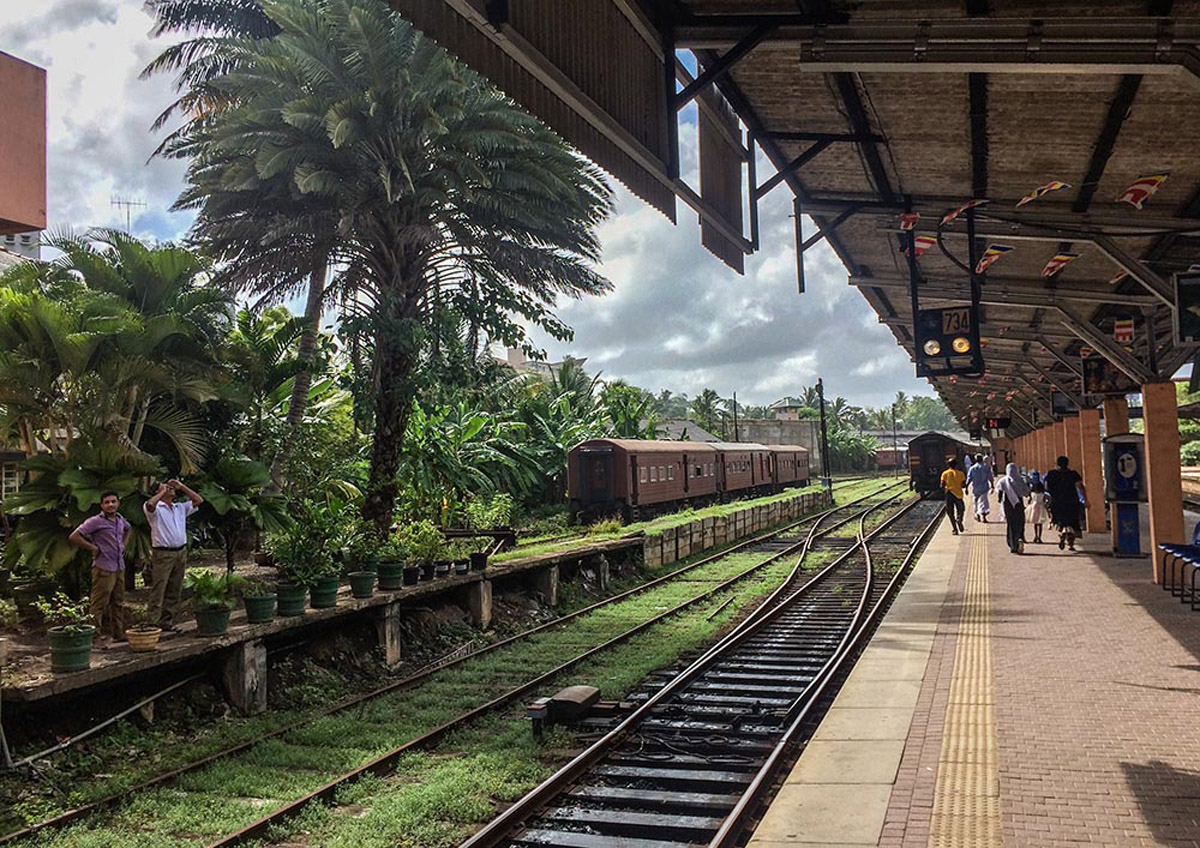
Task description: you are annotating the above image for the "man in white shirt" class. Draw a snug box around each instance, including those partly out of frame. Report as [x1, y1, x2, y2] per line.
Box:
[144, 479, 204, 631]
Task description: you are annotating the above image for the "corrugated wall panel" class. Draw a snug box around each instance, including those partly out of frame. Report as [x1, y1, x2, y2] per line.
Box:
[395, 0, 677, 221]
[698, 90, 746, 273]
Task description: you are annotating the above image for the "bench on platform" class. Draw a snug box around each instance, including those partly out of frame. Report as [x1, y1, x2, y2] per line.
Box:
[1159, 522, 1200, 610]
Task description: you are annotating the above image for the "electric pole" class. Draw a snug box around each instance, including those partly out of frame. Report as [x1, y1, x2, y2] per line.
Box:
[817, 378, 833, 503]
[892, 403, 899, 479]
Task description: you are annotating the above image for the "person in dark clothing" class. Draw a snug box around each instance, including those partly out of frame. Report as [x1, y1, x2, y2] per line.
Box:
[1043, 455, 1089, 551]
[941, 457, 966, 535]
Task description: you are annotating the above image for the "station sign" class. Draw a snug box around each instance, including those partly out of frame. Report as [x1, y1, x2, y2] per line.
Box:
[1082, 357, 1137, 396]
[1103, 434, 1146, 503]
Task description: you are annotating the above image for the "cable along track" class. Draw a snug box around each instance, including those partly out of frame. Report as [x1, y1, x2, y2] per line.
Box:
[462, 497, 944, 848]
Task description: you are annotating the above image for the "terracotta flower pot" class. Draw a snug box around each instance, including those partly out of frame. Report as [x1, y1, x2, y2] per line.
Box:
[125, 626, 162, 652]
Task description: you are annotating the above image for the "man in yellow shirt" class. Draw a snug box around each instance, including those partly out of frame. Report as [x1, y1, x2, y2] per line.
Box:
[940, 457, 966, 535]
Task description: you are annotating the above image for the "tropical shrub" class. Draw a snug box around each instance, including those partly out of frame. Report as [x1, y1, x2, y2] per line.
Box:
[184, 569, 246, 610]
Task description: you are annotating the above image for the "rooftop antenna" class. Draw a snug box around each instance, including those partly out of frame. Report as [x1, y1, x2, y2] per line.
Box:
[110, 196, 146, 232]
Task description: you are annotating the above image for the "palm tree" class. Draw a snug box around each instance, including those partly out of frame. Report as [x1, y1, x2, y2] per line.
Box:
[170, 0, 613, 531]
[692, 389, 724, 434]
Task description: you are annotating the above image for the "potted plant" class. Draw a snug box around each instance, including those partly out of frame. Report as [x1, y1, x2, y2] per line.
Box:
[243, 580, 278, 623]
[405, 520, 445, 581]
[185, 569, 246, 636]
[267, 504, 339, 614]
[34, 592, 96, 673]
[348, 569, 375, 599]
[376, 534, 409, 590]
[125, 608, 162, 652]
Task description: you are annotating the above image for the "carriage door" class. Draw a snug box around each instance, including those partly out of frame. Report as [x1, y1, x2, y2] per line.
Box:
[581, 449, 614, 504]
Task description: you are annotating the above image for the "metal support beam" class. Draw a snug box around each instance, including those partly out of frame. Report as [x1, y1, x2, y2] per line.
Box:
[850, 274, 1160, 309]
[1028, 359, 1086, 408]
[1091, 234, 1176, 307]
[755, 140, 831, 200]
[1074, 75, 1142, 212]
[1058, 306, 1158, 384]
[763, 131, 885, 143]
[675, 25, 775, 109]
[800, 204, 859, 252]
[833, 73, 896, 204]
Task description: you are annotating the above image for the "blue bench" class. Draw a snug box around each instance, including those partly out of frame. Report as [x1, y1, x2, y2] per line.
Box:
[1159, 523, 1200, 610]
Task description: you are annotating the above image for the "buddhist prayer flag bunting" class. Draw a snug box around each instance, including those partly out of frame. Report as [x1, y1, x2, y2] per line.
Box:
[899, 212, 920, 231]
[975, 243, 1014, 274]
[1041, 251, 1079, 278]
[1116, 173, 1168, 209]
[1079, 347, 1093, 358]
[904, 235, 937, 257]
[1108, 269, 1129, 285]
[1114, 318, 1135, 345]
[1016, 180, 1071, 207]
[941, 199, 989, 226]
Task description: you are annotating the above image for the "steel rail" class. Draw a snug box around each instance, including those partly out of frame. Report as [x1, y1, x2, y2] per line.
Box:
[0, 482, 900, 846]
[457, 496, 919, 848]
[199, 491, 903, 848]
[710, 499, 944, 848]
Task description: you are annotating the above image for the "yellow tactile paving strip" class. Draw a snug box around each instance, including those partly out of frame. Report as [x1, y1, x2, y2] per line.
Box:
[927, 532, 1002, 848]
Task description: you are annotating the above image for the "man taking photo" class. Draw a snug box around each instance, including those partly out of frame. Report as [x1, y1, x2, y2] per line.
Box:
[144, 479, 204, 631]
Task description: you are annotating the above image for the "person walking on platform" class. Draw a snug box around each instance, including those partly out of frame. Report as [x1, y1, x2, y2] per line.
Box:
[68, 491, 131, 643]
[995, 463, 1030, 555]
[941, 457, 966, 535]
[1028, 476, 1046, 544]
[965, 453, 994, 523]
[144, 479, 204, 630]
[1044, 455, 1088, 551]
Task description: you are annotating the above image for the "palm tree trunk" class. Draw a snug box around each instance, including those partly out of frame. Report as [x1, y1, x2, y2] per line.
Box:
[130, 397, 150, 448]
[362, 292, 418, 536]
[270, 258, 326, 486]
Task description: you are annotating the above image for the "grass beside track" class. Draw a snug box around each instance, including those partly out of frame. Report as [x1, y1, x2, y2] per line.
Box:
[4, 479, 894, 845]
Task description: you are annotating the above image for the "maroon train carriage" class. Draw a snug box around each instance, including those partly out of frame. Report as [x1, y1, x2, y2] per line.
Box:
[767, 444, 811, 488]
[568, 439, 719, 523]
[710, 442, 772, 493]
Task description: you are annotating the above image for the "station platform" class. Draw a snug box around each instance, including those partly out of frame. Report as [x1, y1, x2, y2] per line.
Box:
[750, 509, 1200, 848]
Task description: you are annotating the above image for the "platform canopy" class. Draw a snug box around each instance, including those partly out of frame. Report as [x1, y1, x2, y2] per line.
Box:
[394, 0, 1200, 435]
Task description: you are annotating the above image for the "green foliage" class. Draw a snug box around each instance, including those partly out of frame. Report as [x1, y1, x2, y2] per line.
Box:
[34, 591, 92, 630]
[464, 493, 515, 530]
[184, 568, 247, 610]
[197, 456, 292, 572]
[1182, 440, 1200, 465]
[586, 518, 623, 536]
[266, 501, 340, 586]
[0, 598, 17, 630]
[375, 534, 410, 564]
[397, 520, 445, 565]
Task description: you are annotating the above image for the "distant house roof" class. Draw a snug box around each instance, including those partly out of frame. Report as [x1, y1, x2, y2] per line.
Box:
[769, 396, 807, 409]
[656, 419, 721, 442]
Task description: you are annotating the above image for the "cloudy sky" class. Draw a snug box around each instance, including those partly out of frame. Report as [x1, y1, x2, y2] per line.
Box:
[0, 0, 935, 410]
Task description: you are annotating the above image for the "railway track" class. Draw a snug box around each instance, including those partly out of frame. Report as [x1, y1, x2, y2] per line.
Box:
[459, 497, 943, 848]
[1, 482, 903, 847]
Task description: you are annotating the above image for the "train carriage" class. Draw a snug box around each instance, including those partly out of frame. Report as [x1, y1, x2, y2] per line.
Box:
[711, 442, 772, 493]
[568, 439, 718, 523]
[908, 432, 975, 499]
[767, 445, 811, 488]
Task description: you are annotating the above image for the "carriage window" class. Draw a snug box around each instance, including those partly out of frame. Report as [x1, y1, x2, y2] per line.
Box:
[659, 466, 666, 480]
[668, 466, 675, 480]
[639, 467, 647, 483]
[695, 464, 702, 477]
[650, 466, 658, 482]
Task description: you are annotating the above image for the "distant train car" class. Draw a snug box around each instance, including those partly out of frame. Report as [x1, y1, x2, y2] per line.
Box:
[767, 445, 811, 488]
[568, 440, 718, 523]
[908, 432, 974, 499]
[711, 442, 772, 493]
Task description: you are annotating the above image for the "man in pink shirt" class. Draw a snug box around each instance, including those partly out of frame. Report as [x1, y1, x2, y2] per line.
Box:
[69, 491, 132, 642]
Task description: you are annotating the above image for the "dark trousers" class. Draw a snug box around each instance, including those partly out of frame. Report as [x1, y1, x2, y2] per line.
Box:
[1003, 499, 1025, 553]
[944, 492, 965, 531]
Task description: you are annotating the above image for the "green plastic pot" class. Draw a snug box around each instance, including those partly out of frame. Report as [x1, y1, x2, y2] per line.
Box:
[348, 571, 375, 599]
[276, 583, 307, 616]
[48, 625, 95, 673]
[378, 562, 405, 591]
[309, 576, 340, 609]
[194, 606, 232, 636]
[244, 594, 277, 624]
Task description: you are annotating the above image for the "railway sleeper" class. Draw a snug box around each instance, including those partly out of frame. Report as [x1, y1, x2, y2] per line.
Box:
[533, 807, 722, 840]
[512, 827, 693, 848]
[566, 786, 740, 813]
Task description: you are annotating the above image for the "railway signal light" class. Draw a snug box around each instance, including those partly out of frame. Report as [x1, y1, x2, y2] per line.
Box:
[914, 305, 984, 378]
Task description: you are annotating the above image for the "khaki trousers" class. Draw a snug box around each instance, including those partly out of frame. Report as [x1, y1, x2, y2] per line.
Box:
[90, 567, 126, 639]
[147, 548, 188, 628]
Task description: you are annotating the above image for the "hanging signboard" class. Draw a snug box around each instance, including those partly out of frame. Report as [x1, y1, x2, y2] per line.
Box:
[1175, 272, 1200, 344]
[1082, 358, 1137, 395]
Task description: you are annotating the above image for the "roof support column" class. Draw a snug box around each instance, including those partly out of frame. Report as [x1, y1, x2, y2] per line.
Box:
[1054, 421, 1068, 467]
[1078, 408, 1106, 535]
[1064, 414, 1083, 488]
[1142, 381, 1185, 583]
[1103, 395, 1132, 552]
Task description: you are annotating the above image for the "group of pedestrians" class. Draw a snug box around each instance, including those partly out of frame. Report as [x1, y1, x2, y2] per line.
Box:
[940, 453, 1089, 556]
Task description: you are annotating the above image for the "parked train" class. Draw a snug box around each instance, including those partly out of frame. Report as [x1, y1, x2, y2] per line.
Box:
[908, 431, 977, 499]
[567, 439, 811, 523]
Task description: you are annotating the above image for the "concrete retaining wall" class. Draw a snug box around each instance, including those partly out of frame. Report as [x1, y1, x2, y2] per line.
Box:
[641, 489, 832, 569]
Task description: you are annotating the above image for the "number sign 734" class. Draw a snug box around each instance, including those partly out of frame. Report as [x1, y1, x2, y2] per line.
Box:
[941, 307, 971, 335]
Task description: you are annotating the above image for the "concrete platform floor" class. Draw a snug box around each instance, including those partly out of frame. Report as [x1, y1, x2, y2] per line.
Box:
[748, 508, 1200, 848]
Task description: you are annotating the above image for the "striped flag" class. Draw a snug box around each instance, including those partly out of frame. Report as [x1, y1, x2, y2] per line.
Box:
[1041, 251, 1080, 278]
[941, 199, 989, 227]
[899, 212, 920, 231]
[1108, 269, 1129, 285]
[975, 243, 1014, 274]
[1114, 318, 1135, 345]
[1079, 346, 1093, 358]
[1016, 180, 1071, 207]
[903, 235, 938, 258]
[1116, 173, 1168, 209]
